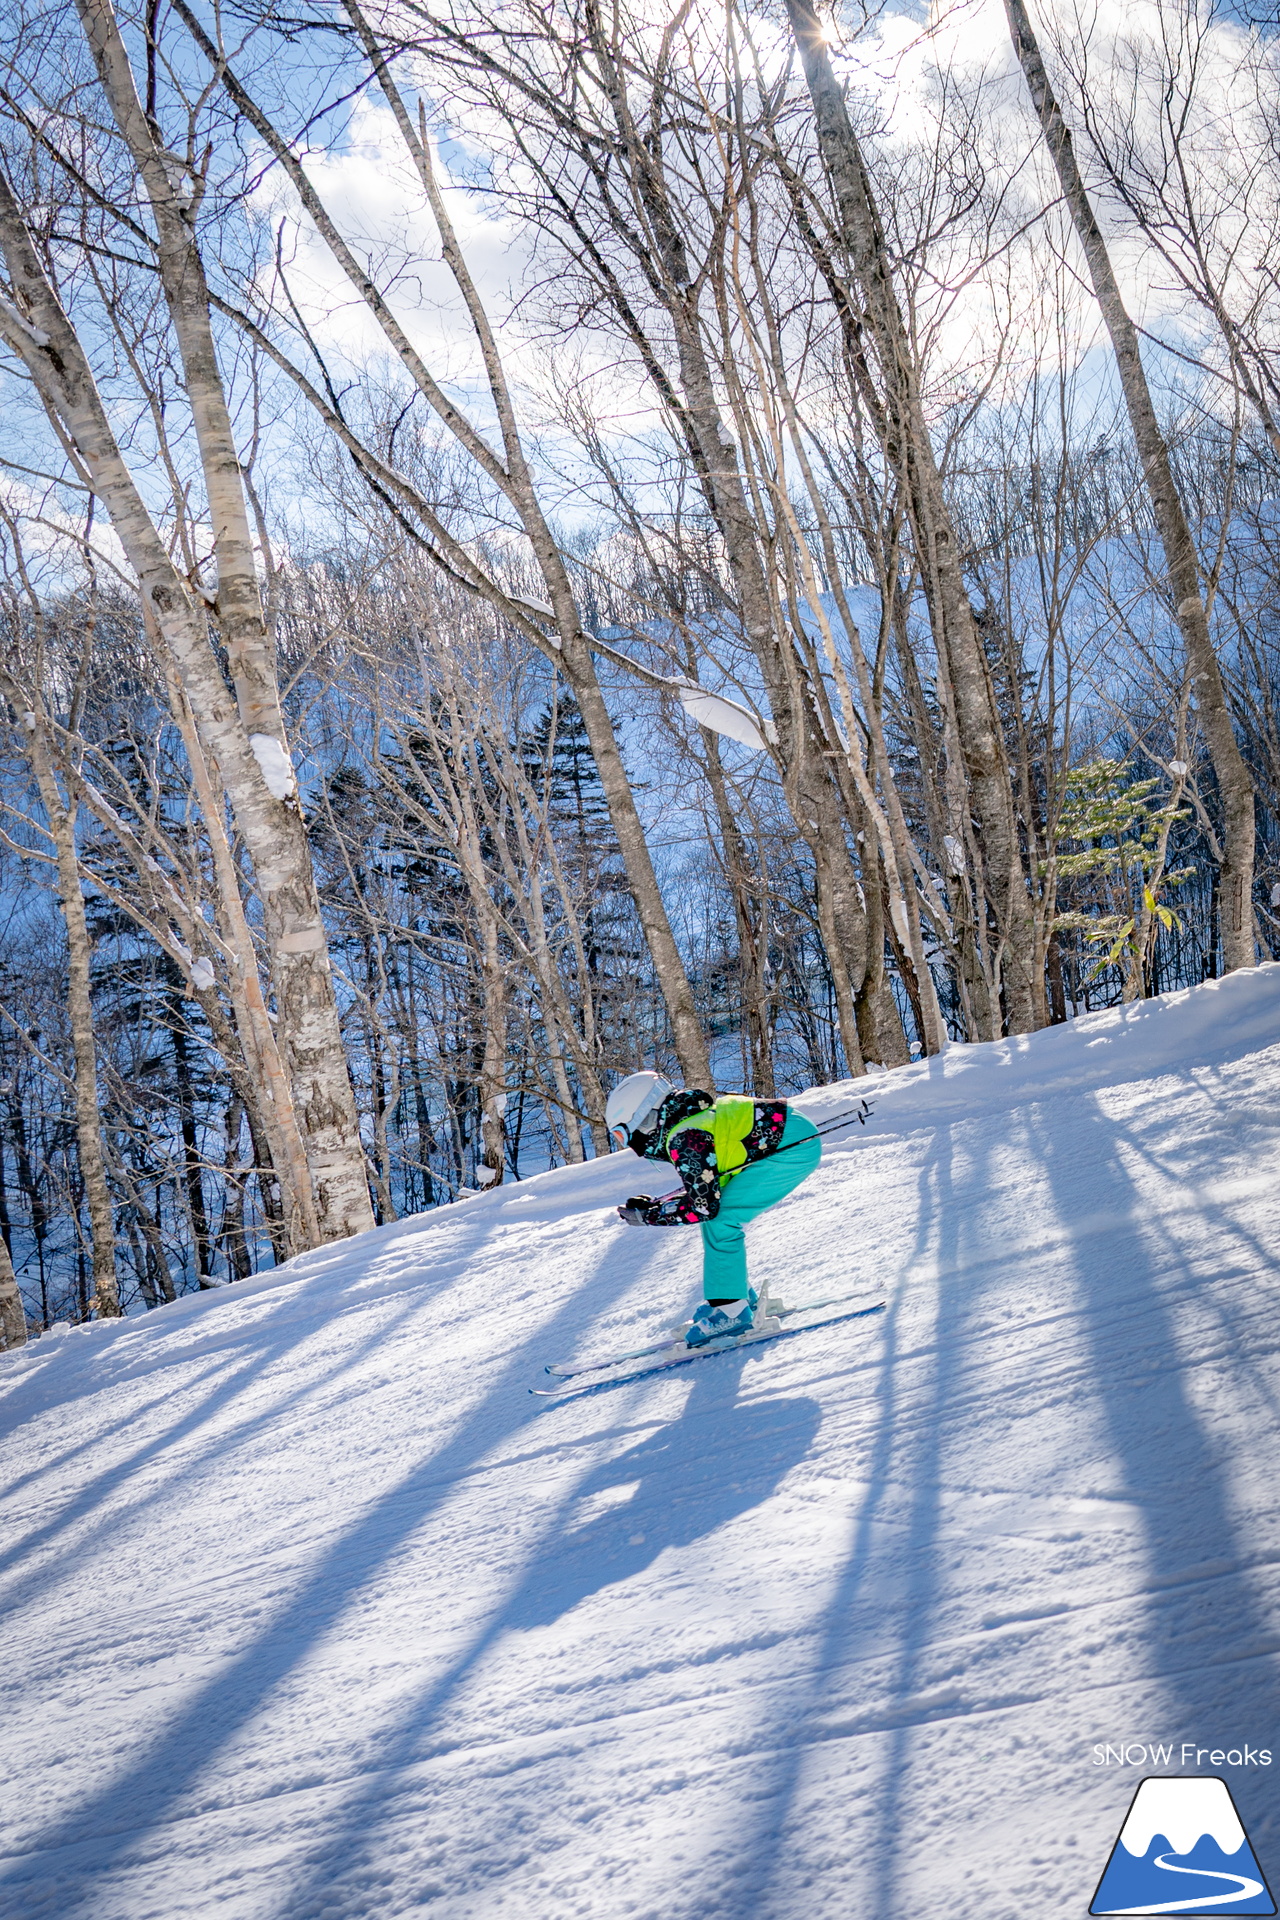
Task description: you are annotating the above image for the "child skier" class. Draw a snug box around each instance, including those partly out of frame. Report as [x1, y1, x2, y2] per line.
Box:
[606, 1072, 822, 1348]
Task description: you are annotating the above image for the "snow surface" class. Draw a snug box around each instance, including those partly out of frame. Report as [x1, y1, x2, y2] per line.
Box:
[4, 968, 1280, 1918]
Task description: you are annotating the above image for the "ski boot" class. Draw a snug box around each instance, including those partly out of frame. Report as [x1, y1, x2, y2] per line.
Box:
[685, 1290, 758, 1349]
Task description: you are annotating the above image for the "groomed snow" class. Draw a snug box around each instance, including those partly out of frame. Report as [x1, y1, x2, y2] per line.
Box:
[4, 969, 1280, 1918]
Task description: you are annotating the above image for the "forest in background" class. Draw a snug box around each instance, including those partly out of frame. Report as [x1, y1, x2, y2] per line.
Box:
[2, 0, 1280, 1334]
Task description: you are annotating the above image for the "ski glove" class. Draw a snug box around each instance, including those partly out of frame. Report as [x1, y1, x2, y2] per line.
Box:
[617, 1197, 653, 1225]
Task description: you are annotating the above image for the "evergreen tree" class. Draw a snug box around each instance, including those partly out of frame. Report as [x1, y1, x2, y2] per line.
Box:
[1048, 760, 1192, 1000]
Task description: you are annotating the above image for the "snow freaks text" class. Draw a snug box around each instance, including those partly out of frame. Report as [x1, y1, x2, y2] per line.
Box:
[1093, 1745, 1273, 1767]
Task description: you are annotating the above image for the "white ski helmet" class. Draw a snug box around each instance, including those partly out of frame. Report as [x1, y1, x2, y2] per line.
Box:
[605, 1071, 673, 1149]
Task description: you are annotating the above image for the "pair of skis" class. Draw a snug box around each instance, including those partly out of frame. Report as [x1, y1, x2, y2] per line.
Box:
[532, 1290, 887, 1396]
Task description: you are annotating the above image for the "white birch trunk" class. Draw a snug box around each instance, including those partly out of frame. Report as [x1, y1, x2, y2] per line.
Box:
[23, 713, 120, 1316]
[0, 1224, 27, 1349]
[157, 650, 321, 1253]
[1002, 0, 1256, 972]
[0, 166, 374, 1242]
[786, 0, 1042, 1033]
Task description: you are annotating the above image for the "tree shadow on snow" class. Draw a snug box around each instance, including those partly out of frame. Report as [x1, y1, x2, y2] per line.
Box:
[1024, 1091, 1280, 1795]
[246, 1352, 822, 1920]
[0, 1218, 694, 1918]
[752, 1111, 970, 1920]
[0, 1287, 428, 1623]
[510, 1363, 821, 1630]
[744, 1056, 1280, 1920]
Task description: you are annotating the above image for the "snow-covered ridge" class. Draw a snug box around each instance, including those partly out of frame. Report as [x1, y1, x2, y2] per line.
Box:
[795, 963, 1280, 1129]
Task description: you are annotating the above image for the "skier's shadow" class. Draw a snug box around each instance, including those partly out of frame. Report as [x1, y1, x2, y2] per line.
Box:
[511, 1362, 822, 1630]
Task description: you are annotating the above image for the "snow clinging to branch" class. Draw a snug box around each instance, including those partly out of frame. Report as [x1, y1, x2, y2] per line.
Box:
[249, 734, 298, 801]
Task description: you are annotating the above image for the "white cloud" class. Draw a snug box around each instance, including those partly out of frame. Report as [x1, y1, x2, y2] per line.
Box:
[241, 0, 1280, 517]
[0, 477, 131, 589]
[251, 91, 598, 416]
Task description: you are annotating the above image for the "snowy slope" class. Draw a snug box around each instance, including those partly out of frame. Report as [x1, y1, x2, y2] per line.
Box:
[4, 970, 1280, 1920]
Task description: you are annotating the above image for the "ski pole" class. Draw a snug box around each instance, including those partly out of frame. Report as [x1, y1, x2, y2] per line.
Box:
[646, 1098, 873, 1199]
[772, 1098, 874, 1153]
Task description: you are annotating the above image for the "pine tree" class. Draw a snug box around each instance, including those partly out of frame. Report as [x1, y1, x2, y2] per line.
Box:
[525, 686, 649, 1065]
[1048, 760, 1192, 1001]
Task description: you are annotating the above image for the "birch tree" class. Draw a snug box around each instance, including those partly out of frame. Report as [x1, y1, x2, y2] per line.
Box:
[784, 0, 1042, 1034]
[0, 16, 375, 1238]
[1002, 0, 1257, 971]
[0, 528, 121, 1312]
[168, 0, 712, 1089]
[0, 1227, 25, 1347]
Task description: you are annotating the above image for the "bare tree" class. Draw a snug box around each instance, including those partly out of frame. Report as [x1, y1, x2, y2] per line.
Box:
[0, 14, 374, 1240]
[0, 1224, 25, 1347]
[783, 0, 1042, 1034]
[1003, 0, 1257, 971]
[169, 0, 712, 1088]
[0, 532, 120, 1313]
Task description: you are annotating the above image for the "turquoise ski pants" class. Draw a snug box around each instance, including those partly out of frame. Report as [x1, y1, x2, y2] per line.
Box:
[701, 1109, 821, 1300]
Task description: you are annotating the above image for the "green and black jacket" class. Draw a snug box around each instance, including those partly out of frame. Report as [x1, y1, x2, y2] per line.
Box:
[634, 1090, 790, 1224]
